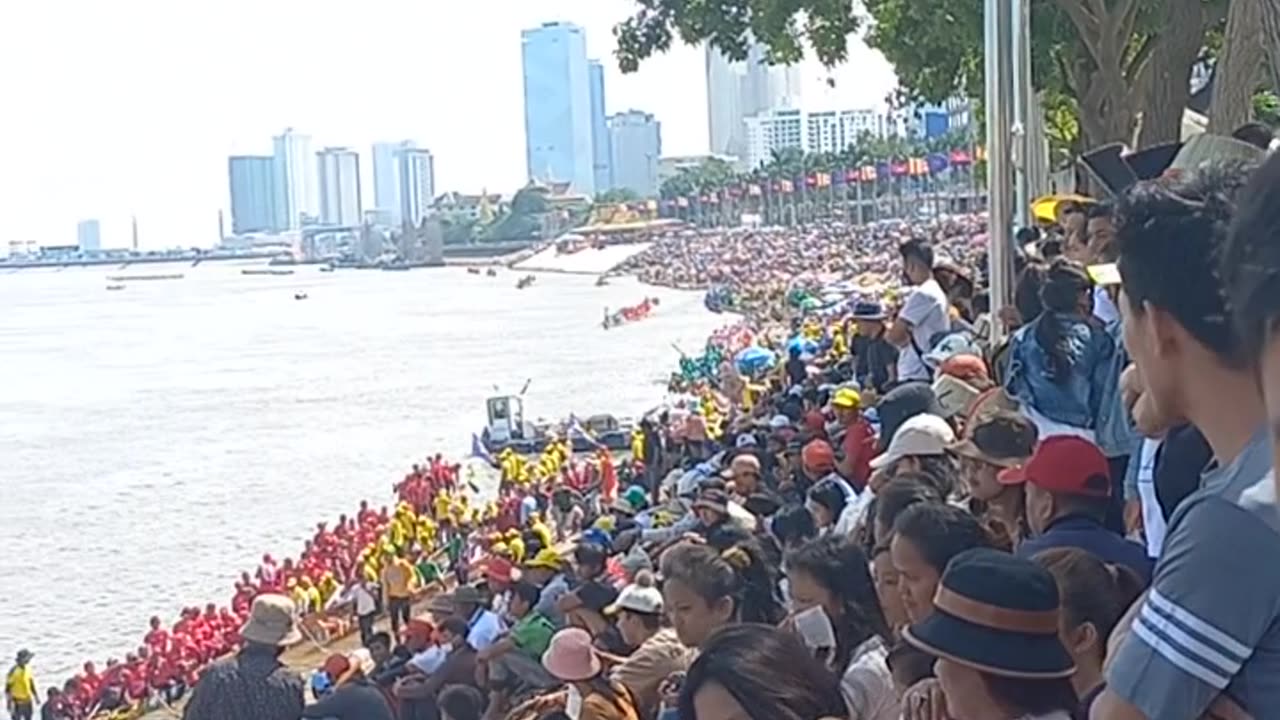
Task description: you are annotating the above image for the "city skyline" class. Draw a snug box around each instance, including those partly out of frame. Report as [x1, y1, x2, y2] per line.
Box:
[0, 0, 897, 249]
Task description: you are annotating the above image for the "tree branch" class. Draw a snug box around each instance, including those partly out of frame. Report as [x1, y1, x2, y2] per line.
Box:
[1054, 0, 1104, 60]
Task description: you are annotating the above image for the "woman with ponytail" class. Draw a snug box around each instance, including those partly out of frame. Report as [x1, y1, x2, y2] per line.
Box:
[1032, 548, 1143, 717]
[1003, 257, 1116, 439]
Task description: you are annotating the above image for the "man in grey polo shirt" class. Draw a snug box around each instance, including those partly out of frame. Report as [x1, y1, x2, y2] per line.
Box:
[1093, 160, 1280, 719]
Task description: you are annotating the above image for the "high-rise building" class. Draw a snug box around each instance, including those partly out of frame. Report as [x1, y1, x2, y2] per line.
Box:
[398, 147, 435, 225]
[607, 111, 662, 197]
[77, 219, 101, 251]
[705, 41, 802, 160]
[316, 147, 363, 226]
[745, 108, 905, 169]
[521, 22, 594, 194]
[741, 43, 802, 116]
[273, 128, 317, 229]
[743, 108, 804, 169]
[228, 155, 281, 233]
[588, 60, 612, 193]
[372, 141, 407, 224]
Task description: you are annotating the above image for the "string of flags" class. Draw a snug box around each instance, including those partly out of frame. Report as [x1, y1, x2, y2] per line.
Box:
[665, 146, 986, 209]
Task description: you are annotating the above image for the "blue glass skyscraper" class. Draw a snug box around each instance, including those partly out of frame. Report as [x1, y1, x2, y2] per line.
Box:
[588, 60, 612, 193]
[521, 22, 594, 194]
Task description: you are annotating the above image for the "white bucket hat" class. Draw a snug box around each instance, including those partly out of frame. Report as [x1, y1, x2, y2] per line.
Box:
[240, 594, 302, 646]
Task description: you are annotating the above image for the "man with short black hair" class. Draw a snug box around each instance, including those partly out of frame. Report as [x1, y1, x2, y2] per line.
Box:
[1223, 149, 1280, 478]
[1094, 160, 1280, 720]
[887, 239, 950, 382]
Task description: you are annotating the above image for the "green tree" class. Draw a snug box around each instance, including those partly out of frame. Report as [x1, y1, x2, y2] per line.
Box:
[596, 187, 643, 203]
[614, 0, 1226, 152]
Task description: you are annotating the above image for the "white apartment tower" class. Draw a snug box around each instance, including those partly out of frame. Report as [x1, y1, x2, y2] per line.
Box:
[316, 147, 362, 226]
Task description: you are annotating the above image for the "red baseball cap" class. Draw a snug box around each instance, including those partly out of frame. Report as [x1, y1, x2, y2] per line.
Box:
[998, 436, 1111, 498]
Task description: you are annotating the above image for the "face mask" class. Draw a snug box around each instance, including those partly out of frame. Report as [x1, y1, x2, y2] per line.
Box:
[565, 684, 583, 720]
[792, 604, 837, 653]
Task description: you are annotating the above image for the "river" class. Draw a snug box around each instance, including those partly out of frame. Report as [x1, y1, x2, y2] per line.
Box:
[0, 262, 727, 683]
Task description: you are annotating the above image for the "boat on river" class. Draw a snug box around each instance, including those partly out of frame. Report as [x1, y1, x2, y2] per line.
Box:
[479, 395, 634, 455]
[602, 297, 660, 330]
[516, 274, 536, 289]
[106, 273, 184, 282]
[106, 284, 126, 291]
[242, 268, 295, 276]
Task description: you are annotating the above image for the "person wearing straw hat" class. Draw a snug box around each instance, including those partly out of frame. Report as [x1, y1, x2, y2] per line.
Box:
[542, 628, 640, 720]
[184, 594, 305, 720]
[302, 648, 394, 720]
[902, 548, 1077, 720]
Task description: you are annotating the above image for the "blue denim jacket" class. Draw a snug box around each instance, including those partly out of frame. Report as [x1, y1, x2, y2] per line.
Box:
[1094, 319, 1139, 458]
[1004, 312, 1116, 429]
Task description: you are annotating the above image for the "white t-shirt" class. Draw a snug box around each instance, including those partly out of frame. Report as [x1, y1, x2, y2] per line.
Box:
[896, 279, 950, 381]
[1093, 286, 1120, 324]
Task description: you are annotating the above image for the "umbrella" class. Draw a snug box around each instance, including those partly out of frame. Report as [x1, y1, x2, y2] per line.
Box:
[787, 336, 819, 355]
[734, 346, 777, 374]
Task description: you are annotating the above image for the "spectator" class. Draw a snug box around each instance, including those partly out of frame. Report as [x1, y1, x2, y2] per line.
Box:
[1033, 548, 1144, 717]
[302, 649, 395, 720]
[888, 239, 951, 382]
[607, 572, 693, 720]
[1098, 159, 1279, 719]
[659, 542, 783, 648]
[479, 581, 558, 702]
[889, 504, 989, 623]
[1005, 436, 1152, 583]
[677, 625, 848, 720]
[902, 549, 1078, 720]
[395, 617, 479, 719]
[439, 685, 486, 720]
[183, 595, 305, 720]
[1004, 258, 1115, 440]
[948, 411, 1037, 545]
[541, 628, 640, 720]
[785, 536, 897, 720]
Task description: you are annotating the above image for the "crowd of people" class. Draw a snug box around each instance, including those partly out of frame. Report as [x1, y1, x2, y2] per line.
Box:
[11, 129, 1280, 720]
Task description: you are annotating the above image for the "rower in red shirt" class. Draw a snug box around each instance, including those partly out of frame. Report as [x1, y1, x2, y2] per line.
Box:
[77, 662, 102, 708]
[145, 616, 170, 654]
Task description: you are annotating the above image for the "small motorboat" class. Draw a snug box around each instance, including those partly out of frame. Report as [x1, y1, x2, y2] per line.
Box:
[595, 275, 609, 287]
[485, 268, 498, 277]
[467, 267, 482, 275]
[294, 292, 309, 300]
[106, 284, 126, 291]
[516, 274, 536, 289]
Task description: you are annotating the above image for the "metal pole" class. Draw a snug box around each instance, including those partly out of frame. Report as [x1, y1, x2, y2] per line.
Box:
[985, 0, 1016, 345]
[1010, 0, 1032, 229]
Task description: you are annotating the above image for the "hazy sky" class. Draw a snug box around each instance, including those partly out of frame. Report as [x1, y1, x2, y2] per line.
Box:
[0, 0, 896, 249]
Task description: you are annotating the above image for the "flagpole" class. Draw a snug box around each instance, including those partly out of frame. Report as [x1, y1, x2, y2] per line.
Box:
[985, 0, 1016, 345]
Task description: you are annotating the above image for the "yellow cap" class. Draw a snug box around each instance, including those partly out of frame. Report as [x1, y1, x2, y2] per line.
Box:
[832, 387, 861, 409]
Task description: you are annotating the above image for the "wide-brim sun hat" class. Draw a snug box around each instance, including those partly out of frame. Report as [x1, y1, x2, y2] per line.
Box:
[240, 594, 302, 646]
[542, 627, 602, 682]
[903, 548, 1075, 679]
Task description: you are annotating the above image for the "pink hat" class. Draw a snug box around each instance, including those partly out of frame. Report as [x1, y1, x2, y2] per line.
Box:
[541, 628, 601, 682]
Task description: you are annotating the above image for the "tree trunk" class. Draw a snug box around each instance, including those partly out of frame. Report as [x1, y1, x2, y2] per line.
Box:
[1262, 0, 1280, 92]
[1054, 0, 1145, 148]
[1136, 0, 1207, 146]
[1209, 0, 1265, 133]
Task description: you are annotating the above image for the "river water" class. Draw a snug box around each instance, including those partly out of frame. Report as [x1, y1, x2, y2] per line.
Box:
[0, 263, 727, 683]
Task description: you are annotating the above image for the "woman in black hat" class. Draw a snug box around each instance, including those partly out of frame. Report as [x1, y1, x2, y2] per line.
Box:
[902, 548, 1078, 720]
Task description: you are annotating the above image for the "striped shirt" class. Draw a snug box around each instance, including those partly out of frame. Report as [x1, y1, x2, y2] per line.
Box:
[1106, 428, 1280, 717]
